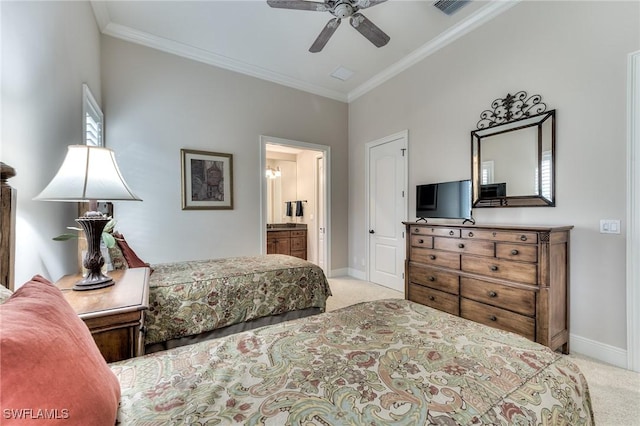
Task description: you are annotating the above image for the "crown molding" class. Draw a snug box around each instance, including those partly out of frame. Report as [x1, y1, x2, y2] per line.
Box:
[90, 1, 110, 32]
[91, 0, 519, 104]
[101, 22, 349, 102]
[347, 0, 521, 103]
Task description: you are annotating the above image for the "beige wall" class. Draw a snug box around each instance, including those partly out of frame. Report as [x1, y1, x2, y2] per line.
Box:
[1, 1, 102, 287]
[100, 36, 349, 271]
[349, 1, 640, 356]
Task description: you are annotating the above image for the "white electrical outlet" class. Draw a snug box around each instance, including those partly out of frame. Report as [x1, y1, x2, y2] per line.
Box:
[600, 219, 621, 234]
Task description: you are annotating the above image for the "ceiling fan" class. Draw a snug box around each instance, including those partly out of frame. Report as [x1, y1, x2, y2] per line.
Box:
[267, 0, 390, 53]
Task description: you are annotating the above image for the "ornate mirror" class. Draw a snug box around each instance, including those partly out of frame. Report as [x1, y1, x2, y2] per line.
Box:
[471, 91, 555, 207]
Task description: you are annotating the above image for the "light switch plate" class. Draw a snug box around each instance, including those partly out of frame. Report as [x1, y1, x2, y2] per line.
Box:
[600, 219, 621, 234]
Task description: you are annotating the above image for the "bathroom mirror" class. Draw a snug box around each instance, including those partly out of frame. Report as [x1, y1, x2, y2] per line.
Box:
[266, 159, 297, 223]
[471, 109, 555, 207]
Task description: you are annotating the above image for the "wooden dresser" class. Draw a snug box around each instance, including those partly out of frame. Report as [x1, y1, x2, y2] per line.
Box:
[267, 228, 307, 260]
[404, 222, 572, 353]
[56, 267, 150, 363]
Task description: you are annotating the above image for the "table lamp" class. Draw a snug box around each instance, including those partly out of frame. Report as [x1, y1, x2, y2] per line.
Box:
[35, 145, 141, 290]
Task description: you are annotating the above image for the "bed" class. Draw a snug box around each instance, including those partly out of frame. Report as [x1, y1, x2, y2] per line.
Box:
[0, 164, 331, 354]
[143, 254, 331, 353]
[1, 165, 593, 425]
[111, 298, 594, 425]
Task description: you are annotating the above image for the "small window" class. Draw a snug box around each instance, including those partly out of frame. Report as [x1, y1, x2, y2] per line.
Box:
[82, 84, 103, 146]
[481, 160, 494, 184]
[534, 151, 552, 199]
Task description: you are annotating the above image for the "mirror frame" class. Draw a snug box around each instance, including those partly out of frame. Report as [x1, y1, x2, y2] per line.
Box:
[471, 109, 556, 208]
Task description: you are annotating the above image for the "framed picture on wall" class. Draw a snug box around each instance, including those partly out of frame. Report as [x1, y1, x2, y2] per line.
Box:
[181, 149, 234, 210]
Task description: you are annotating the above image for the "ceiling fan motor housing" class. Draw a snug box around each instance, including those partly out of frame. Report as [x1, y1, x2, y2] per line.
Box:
[332, 2, 355, 18]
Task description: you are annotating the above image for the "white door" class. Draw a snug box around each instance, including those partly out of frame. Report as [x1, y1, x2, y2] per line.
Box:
[316, 155, 326, 272]
[367, 132, 408, 292]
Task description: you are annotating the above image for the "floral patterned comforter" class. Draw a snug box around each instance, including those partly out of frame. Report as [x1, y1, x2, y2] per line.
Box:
[145, 255, 331, 346]
[112, 299, 594, 425]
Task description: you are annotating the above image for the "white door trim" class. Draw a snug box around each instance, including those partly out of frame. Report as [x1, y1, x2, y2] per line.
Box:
[314, 153, 326, 270]
[365, 130, 409, 283]
[627, 50, 640, 372]
[259, 135, 332, 277]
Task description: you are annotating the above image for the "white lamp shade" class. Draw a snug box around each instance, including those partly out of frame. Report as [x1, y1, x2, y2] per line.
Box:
[35, 145, 141, 202]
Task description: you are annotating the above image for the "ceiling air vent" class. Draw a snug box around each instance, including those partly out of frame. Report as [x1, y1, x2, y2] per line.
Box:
[434, 0, 470, 15]
[330, 66, 355, 82]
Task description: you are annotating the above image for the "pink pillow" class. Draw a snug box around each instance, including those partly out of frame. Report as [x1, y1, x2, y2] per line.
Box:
[0, 275, 120, 425]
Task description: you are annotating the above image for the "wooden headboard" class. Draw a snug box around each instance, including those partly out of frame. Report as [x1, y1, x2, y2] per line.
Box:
[1, 162, 16, 290]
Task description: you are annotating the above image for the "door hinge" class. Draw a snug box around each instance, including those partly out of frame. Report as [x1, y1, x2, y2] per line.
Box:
[401, 148, 406, 157]
[402, 190, 405, 197]
[402, 272, 405, 279]
[402, 231, 405, 238]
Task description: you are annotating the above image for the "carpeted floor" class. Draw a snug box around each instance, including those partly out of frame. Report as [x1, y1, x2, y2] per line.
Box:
[327, 276, 640, 426]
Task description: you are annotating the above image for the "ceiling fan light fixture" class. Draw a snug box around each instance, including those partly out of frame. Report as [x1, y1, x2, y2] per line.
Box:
[333, 3, 354, 18]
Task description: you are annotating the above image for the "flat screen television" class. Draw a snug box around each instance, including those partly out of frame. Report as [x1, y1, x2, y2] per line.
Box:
[416, 179, 472, 221]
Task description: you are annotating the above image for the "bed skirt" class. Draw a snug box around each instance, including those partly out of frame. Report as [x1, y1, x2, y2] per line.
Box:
[145, 306, 322, 353]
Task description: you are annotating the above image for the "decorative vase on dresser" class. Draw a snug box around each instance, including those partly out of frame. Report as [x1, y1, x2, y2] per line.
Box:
[404, 222, 572, 354]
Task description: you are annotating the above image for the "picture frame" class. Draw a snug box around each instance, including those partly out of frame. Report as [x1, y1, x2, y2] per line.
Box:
[181, 149, 233, 210]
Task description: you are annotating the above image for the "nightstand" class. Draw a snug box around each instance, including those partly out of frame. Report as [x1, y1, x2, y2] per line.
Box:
[56, 267, 150, 363]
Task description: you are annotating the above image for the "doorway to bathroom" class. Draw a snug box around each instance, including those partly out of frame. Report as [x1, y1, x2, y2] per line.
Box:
[260, 136, 331, 276]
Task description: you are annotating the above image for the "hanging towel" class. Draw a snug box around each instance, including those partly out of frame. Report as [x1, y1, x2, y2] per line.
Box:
[285, 201, 293, 217]
[295, 200, 303, 217]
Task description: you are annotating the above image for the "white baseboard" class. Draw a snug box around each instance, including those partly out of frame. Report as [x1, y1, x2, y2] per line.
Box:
[570, 333, 628, 369]
[327, 268, 366, 280]
[346, 268, 366, 281]
[328, 267, 349, 279]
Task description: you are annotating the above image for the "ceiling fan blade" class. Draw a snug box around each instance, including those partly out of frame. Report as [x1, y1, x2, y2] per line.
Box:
[266, 0, 328, 12]
[354, 0, 388, 9]
[350, 12, 389, 48]
[309, 18, 341, 53]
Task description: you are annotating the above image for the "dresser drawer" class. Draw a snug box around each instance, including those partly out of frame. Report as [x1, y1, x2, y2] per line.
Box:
[462, 229, 538, 244]
[461, 255, 537, 285]
[460, 277, 535, 316]
[461, 298, 535, 341]
[411, 226, 461, 238]
[410, 234, 433, 248]
[411, 247, 460, 270]
[495, 243, 537, 263]
[408, 283, 459, 316]
[434, 237, 494, 256]
[409, 263, 459, 294]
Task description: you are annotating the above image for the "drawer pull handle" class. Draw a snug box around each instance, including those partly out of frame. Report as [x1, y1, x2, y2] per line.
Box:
[429, 255, 436, 260]
[520, 235, 528, 241]
[428, 296, 435, 301]
[449, 230, 455, 236]
[490, 265, 499, 272]
[418, 239, 424, 244]
[414, 228, 420, 233]
[468, 232, 474, 237]
[428, 276, 436, 282]
[511, 249, 519, 255]
[488, 291, 497, 298]
[458, 243, 465, 249]
[489, 315, 497, 322]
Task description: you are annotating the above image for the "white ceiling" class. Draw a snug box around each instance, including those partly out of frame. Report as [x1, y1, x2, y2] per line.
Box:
[91, 0, 518, 103]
